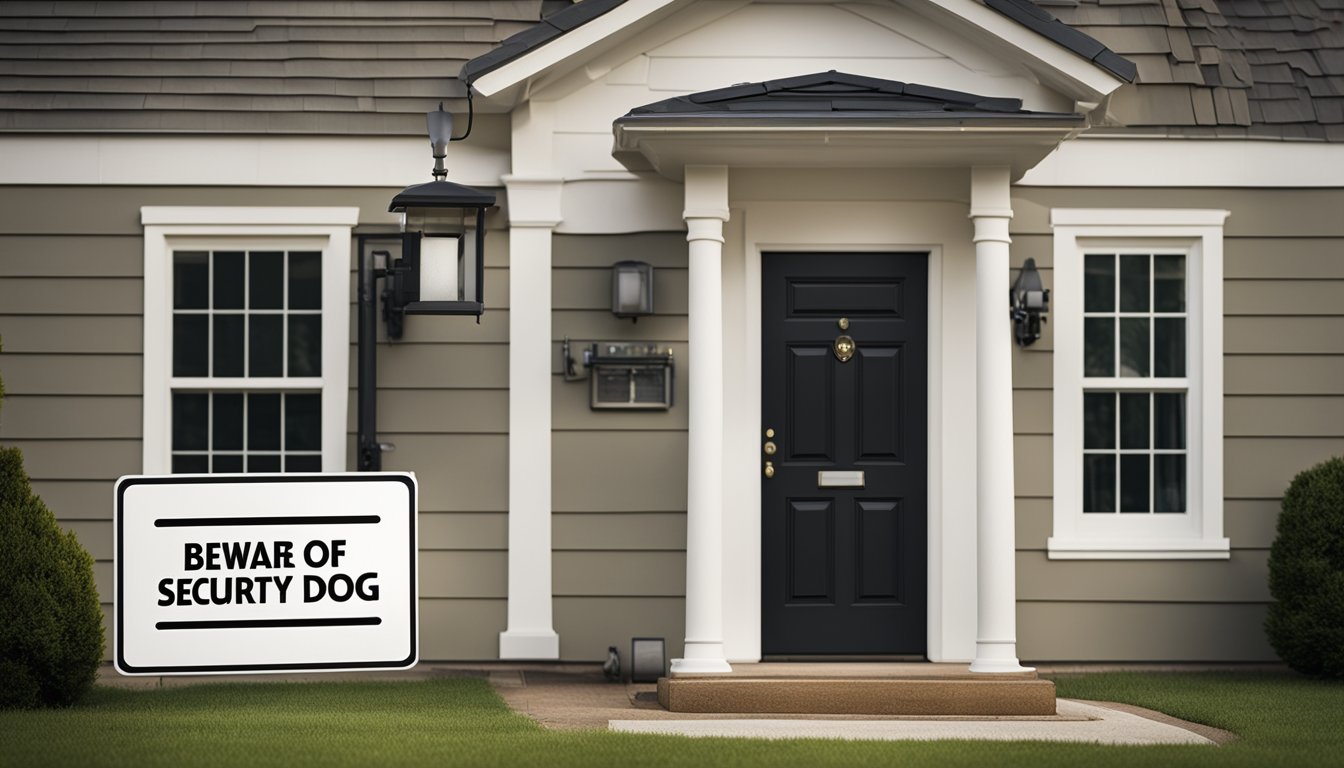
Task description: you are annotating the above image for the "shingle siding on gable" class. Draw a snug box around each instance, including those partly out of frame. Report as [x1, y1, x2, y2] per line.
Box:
[0, 1, 544, 134]
[1049, 0, 1344, 139]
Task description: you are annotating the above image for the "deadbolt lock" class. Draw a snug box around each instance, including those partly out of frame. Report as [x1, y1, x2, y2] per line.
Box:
[763, 441, 777, 455]
[838, 317, 849, 331]
[764, 461, 775, 478]
[765, 428, 775, 438]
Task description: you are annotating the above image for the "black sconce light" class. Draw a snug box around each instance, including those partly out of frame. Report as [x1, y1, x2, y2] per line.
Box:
[611, 260, 654, 322]
[1010, 257, 1049, 347]
[357, 98, 496, 471]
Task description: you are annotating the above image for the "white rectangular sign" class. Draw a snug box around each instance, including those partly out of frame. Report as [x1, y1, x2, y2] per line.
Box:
[114, 473, 417, 675]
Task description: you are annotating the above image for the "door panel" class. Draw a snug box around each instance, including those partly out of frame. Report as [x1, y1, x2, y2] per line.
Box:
[787, 347, 834, 461]
[857, 347, 903, 461]
[855, 500, 901, 602]
[761, 252, 927, 656]
[787, 500, 834, 602]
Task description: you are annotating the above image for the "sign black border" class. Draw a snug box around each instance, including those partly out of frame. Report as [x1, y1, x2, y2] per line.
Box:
[115, 474, 418, 674]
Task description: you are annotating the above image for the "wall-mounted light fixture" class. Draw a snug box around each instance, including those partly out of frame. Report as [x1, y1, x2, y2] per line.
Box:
[1010, 256, 1049, 347]
[611, 260, 654, 322]
[357, 98, 496, 471]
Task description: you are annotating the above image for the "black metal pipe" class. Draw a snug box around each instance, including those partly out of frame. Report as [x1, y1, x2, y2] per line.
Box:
[356, 239, 382, 471]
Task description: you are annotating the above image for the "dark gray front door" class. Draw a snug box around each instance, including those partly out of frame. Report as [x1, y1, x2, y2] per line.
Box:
[761, 252, 928, 656]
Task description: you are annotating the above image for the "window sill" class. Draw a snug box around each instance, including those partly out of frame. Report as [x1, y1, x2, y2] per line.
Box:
[1046, 537, 1231, 560]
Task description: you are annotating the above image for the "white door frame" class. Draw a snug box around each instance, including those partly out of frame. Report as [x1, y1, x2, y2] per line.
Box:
[720, 198, 979, 663]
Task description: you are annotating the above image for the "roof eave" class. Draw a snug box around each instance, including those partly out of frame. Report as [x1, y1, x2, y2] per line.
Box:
[612, 117, 1087, 180]
[909, 0, 1132, 104]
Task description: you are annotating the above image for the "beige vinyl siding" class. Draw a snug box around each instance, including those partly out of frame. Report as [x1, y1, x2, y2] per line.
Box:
[355, 226, 511, 661]
[550, 232, 690, 661]
[1009, 186, 1344, 661]
[0, 184, 512, 661]
[0, 199, 147, 656]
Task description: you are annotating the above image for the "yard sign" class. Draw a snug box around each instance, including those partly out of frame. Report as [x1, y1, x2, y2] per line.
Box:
[114, 473, 417, 675]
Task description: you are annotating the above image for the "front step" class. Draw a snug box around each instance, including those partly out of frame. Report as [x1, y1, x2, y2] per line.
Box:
[657, 676, 1057, 716]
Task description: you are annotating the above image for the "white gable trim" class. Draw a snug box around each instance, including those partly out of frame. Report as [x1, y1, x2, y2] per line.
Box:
[471, 0, 691, 99]
[469, 0, 1129, 107]
[911, 0, 1127, 103]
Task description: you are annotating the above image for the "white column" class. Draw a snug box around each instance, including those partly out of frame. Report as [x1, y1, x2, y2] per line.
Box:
[499, 176, 562, 659]
[672, 166, 732, 674]
[968, 166, 1032, 674]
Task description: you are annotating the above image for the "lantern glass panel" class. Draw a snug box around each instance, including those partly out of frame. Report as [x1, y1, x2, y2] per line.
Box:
[420, 235, 463, 303]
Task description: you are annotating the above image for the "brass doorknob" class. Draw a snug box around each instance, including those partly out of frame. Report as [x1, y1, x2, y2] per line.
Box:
[764, 461, 775, 478]
[763, 441, 777, 455]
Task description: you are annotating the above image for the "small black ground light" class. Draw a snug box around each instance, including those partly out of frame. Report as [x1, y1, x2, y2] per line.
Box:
[630, 637, 666, 683]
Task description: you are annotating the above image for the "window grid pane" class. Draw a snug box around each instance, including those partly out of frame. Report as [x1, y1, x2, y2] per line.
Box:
[1082, 390, 1188, 515]
[1082, 253, 1187, 383]
[1080, 253, 1189, 515]
[171, 249, 322, 380]
[170, 247, 325, 475]
[170, 391, 322, 474]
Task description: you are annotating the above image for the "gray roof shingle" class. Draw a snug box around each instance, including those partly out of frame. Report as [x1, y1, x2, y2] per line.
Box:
[2, 0, 1341, 140]
[621, 70, 1082, 121]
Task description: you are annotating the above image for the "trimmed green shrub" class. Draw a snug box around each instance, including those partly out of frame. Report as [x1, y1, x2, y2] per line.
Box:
[1265, 456, 1344, 677]
[0, 359, 104, 707]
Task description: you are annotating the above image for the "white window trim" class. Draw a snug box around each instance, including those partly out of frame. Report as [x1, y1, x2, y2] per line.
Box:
[141, 206, 358, 474]
[1049, 208, 1230, 560]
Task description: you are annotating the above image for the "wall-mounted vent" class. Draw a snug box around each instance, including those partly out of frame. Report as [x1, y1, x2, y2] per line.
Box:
[588, 342, 674, 410]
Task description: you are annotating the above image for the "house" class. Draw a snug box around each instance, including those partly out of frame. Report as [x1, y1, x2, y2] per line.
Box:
[1, 0, 1340, 669]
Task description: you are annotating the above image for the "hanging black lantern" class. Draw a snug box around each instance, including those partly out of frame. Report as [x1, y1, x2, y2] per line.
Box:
[387, 103, 496, 322]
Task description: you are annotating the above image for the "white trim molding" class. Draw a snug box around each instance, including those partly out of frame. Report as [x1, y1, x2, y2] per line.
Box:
[5, 136, 507, 188]
[1020, 137, 1344, 188]
[724, 184, 979, 665]
[1049, 208, 1230, 560]
[141, 207, 357, 475]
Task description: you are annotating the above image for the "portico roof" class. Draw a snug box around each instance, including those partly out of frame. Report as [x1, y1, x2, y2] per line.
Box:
[612, 71, 1086, 180]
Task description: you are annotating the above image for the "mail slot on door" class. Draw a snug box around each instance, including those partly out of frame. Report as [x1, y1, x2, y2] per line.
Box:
[818, 470, 865, 488]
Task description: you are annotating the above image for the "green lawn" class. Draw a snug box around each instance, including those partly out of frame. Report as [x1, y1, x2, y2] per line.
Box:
[1, 672, 1341, 767]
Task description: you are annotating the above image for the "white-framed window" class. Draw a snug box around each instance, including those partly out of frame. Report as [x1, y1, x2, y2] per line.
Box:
[141, 207, 358, 474]
[1049, 209, 1230, 559]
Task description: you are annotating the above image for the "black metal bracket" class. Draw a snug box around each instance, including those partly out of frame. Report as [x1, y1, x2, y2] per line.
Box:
[356, 235, 403, 471]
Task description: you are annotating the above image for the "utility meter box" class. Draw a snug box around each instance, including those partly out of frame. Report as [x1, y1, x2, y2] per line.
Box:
[588, 342, 674, 410]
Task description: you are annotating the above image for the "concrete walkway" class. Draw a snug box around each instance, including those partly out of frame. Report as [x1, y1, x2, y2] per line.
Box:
[96, 662, 1240, 746]
[611, 700, 1216, 744]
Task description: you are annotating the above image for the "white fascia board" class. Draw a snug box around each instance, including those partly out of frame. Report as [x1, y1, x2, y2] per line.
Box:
[470, 0, 685, 99]
[912, 0, 1127, 103]
[1021, 137, 1344, 188]
[0, 136, 508, 188]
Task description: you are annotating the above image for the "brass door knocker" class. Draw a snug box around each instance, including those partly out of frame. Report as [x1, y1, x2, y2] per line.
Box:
[833, 335, 855, 362]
